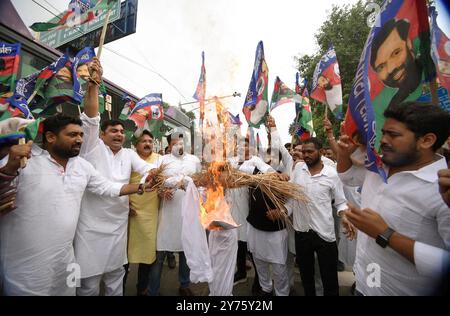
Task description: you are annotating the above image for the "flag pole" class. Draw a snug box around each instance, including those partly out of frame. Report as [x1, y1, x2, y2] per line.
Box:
[96, 8, 111, 119]
[324, 103, 328, 119]
[18, 138, 27, 168]
[96, 9, 111, 60]
[290, 110, 302, 151]
[16, 90, 41, 168]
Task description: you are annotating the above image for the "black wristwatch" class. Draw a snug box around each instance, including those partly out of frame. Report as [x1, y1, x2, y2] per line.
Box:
[376, 227, 395, 248]
[137, 183, 145, 195]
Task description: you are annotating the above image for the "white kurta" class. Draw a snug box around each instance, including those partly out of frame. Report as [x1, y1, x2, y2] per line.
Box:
[156, 153, 201, 252]
[339, 156, 450, 296]
[208, 229, 238, 296]
[75, 113, 155, 278]
[226, 157, 252, 242]
[0, 146, 122, 295]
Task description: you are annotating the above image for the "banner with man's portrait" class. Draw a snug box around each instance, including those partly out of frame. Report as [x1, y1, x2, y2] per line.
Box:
[311, 44, 343, 119]
[344, 0, 434, 180]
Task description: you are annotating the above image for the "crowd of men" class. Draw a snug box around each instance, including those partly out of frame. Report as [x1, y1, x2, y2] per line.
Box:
[0, 58, 449, 296]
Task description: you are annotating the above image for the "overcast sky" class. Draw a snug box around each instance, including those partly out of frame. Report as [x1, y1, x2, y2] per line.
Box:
[12, 0, 361, 144]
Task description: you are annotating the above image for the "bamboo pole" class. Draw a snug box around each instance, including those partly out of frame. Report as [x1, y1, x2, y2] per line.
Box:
[96, 9, 111, 60]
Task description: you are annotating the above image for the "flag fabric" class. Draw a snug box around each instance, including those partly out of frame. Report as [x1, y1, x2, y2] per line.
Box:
[311, 44, 343, 119]
[0, 42, 21, 99]
[270, 76, 302, 111]
[119, 95, 136, 120]
[9, 54, 70, 113]
[227, 111, 242, 125]
[129, 93, 164, 128]
[343, 0, 434, 180]
[243, 41, 269, 128]
[193, 51, 206, 121]
[296, 87, 315, 141]
[43, 47, 96, 111]
[30, 0, 115, 32]
[430, 5, 450, 93]
[0, 117, 41, 145]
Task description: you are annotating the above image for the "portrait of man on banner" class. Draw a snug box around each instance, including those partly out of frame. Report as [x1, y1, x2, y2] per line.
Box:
[311, 45, 343, 118]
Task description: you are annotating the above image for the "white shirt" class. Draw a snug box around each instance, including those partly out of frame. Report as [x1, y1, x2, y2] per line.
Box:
[0, 146, 122, 295]
[75, 113, 155, 278]
[156, 153, 201, 252]
[290, 162, 347, 242]
[414, 242, 450, 280]
[338, 156, 450, 296]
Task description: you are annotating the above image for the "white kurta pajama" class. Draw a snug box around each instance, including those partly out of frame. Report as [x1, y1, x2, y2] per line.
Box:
[75, 113, 155, 295]
[241, 156, 290, 296]
[208, 229, 238, 296]
[156, 153, 201, 252]
[0, 146, 123, 296]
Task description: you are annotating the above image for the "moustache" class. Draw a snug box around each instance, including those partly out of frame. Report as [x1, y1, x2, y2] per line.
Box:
[381, 144, 393, 152]
[386, 65, 406, 83]
[144, 145, 151, 150]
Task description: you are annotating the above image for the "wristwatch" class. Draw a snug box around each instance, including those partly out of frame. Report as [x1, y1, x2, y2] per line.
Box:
[137, 183, 145, 195]
[376, 227, 395, 248]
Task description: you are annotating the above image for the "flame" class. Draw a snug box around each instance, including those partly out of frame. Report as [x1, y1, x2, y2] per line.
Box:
[198, 98, 238, 230]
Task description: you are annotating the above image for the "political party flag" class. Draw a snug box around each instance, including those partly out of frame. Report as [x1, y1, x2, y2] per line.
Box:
[43, 47, 96, 111]
[343, 0, 434, 180]
[9, 54, 70, 113]
[30, 0, 116, 32]
[311, 44, 343, 119]
[129, 93, 164, 128]
[430, 5, 450, 93]
[296, 87, 315, 140]
[270, 76, 302, 111]
[0, 117, 41, 145]
[0, 42, 21, 98]
[119, 95, 136, 120]
[193, 51, 206, 121]
[243, 41, 269, 128]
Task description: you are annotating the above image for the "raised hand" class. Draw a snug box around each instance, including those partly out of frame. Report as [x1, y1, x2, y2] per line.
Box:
[88, 57, 103, 84]
[0, 141, 33, 175]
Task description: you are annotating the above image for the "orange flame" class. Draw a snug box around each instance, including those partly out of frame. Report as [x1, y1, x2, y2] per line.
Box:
[199, 98, 238, 231]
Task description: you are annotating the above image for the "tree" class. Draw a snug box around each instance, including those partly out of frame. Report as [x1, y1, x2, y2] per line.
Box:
[293, 0, 383, 143]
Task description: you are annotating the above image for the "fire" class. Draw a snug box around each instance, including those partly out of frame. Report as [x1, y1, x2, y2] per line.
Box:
[198, 98, 238, 230]
[199, 161, 238, 231]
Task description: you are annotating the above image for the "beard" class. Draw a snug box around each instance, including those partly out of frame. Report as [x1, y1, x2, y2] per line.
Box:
[381, 142, 419, 168]
[324, 82, 333, 91]
[53, 142, 81, 159]
[383, 49, 422, 98]
[304, 155, 321, 167]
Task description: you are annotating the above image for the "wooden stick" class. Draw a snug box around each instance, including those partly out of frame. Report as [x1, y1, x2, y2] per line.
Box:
[27, 90, 38, 105]
[77, 105, 82, 116]
[290, 109, 302, 151]
[18, 138, 27, 168]
[96, 9, 111, 60]
[325, 103, 328, 119]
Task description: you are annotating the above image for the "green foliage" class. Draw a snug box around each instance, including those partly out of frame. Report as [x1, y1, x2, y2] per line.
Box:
[293, 0, 383, 142]
[179, 105, 196, 121]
